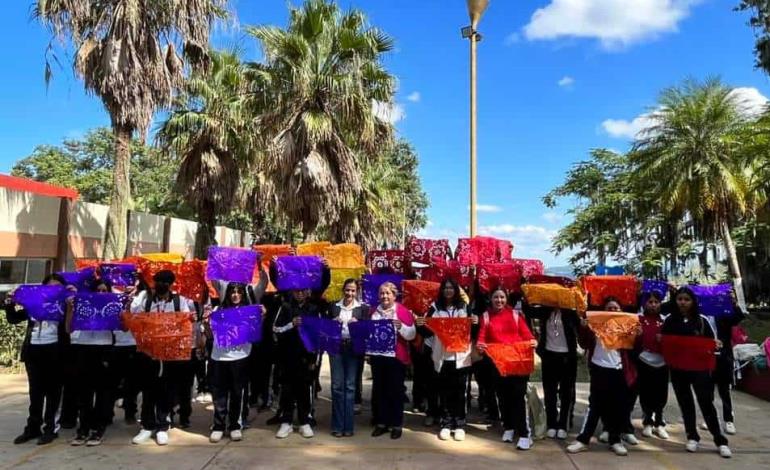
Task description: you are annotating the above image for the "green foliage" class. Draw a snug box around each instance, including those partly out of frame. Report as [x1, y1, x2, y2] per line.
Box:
[737, 1, 770, 75]
[0, 314, 24, 368]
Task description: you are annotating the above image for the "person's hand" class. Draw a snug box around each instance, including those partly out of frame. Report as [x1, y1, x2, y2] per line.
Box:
[530, 339, 538, 348]
[66, 296, 75, 307]
[471, 314, 479, 325]
[189, 312, 197, 323]
[715, 339, 723, 350]
[414, 315, 426, 327]
[476, 343, 487, 353]
[348, 317, 357, 323]
[66, 285, 78, 293]
[260, 304, 267, 318]
[392, 318, 402, 330]
[293, 316, 302, 327]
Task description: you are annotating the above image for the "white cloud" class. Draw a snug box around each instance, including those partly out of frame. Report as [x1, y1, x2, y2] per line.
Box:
[504, 32, 521, 45]
[372, 100, 406, 124]
[557, 76, 575, 87]
[542, 211, 564, 224]
[602, 87, 769, 140]
[523, 0, 700, 49]
[469, 204, 503, 213]
[406, 92, 421, 103]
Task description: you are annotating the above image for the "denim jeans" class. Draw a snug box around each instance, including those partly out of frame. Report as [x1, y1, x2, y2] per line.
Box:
[330, 347, 361, 433]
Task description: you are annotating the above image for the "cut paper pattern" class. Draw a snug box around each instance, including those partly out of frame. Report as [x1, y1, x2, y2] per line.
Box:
[348, 319, 396, 355]
[661, 335, 717, 371]
[521, 283, 587, 312]
[477, 262, 522, 294]
[426, 317, 472, 352]
[57, 268, 96, 291]
[406, 237, 451, 265]
[209, 305, 262, 348]
[525, 274, 576, 288]
[486, 342, 535, 376]
[580, 275, 639, 308]
[688, 284, 734, 318]
[586, 311, 641, 350]
[402, 280, 441, 315]
[139, 253, 185, 264]
[324, 267, 366, 302]
[122, 312, 193, 361]
[512, 259, 546, 278]
[12, 285, 69, 322]
[322, 243, 365, 269]
[206, 246, 259, 284]
[273, 256, 325, 291]
[296, 241, 332, 256]
[362, 274, 405, 306]
[299, 316, 343, 354]
[99, 263, 137, 287]
[366, 250, 407, 274]
[71, 292, 129, 331]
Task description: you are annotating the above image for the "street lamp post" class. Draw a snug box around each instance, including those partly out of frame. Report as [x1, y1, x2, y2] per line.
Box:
[463, 0, 489, 238]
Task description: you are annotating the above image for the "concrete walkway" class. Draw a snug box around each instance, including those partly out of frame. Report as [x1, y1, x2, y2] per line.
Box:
[0, 360, 768, 470]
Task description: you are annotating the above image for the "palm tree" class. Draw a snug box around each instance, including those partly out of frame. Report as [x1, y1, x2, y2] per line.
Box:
[245, 0, 396, 238]
[157, 50, 254, 259]
[34, 0, 227, 260]
[631, 78, 758, 308]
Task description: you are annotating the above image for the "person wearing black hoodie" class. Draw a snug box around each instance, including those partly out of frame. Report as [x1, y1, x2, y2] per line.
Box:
[711, 299, 746, 436]
[4, 274, 71, 446]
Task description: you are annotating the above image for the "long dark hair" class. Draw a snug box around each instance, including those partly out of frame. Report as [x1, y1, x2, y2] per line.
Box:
[222, 283, 251, 308]
[436, 278, 465, 311]
[43, 273, 66, 286]
[674, 286, 704, 330]
[92, 279, 113, 292]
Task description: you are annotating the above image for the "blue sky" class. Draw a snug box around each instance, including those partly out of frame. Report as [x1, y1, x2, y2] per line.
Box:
[1, 1, 768, 267]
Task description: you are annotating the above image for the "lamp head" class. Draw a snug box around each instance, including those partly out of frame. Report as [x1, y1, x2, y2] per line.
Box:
[467, 0, 490, 29]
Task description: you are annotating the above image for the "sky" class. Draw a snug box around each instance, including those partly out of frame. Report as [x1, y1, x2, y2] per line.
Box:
[1, 0, 769, 267]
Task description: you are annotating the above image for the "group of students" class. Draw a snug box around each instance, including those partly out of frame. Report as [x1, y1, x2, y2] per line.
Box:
[4, 266, 744, 459]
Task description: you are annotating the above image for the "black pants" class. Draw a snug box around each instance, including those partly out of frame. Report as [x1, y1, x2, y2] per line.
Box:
[248, 341, 274, 407]
[166, 354, 195, 423]
[193, 347, 210, 395]
[371, 355, 406, 429]
[73, 344, 112, 436]
[210, 358, 248, 431]
[355, 356, 364, 405]
[670, 369, 728, 446]
[278, 353, 316, 425]
[577, 364, 627, 445]
[494, 371, 529, 437]
[475, 357, 499, 419]
[638, 362, 668, 427]
[137, 353, 176, 432]
[108, 346, 140, 420]
[24, 343, 62, 435]
[411, 345, 437, 416]
[437, 361, 469, 429]
[623, 386, 639, 434]
[541, 350, 577, 431]
[59, 344, 79, 427]
[714, 357, 734, 423]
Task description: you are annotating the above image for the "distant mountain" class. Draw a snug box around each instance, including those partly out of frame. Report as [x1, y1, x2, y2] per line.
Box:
[545, 265, 574, 277]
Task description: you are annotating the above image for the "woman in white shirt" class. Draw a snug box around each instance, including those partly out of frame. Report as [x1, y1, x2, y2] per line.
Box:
[66, 279, 117, 447]
[203, 282, 258, 443]
[415, 278, 477, 441]
[328, 278, 369, 437]
[4, 274, 70, 446]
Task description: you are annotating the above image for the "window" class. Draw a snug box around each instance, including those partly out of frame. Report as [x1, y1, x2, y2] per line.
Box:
[0, 258, 53, 285]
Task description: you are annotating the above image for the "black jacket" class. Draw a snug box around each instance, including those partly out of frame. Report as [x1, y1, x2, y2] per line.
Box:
[525, 305, 580, 357]
[327, 302, 370, 322]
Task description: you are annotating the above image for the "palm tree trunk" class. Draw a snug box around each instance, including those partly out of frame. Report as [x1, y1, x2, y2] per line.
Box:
[699, 244, 709, 278]
[195, 201, 217, 260]
[721, 220, 747, 310]
[103, 124, 132, 260]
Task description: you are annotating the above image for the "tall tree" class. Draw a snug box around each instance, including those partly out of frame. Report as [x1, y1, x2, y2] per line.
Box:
[737, 1, 770, 75]
[157, 50, 255, 259]
[246, 0, 396, 238]
[34, 0, 227, 260]
[631, 78, 758, 308]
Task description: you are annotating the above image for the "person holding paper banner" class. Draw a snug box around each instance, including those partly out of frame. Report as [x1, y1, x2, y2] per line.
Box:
[568, 298, 638, 457]
[711, 290, 746, 436]
[661, 287, 731, 458]
[415, 278, 477, 442]
[370, 282, 416, 440]
[327, 279, 370, 437]
[476, 288, 537, 451]
[204, 283, 263, 443]
[4, 274, 71, 446]
[129, 270, 195, 447]
[636, 291, 670, 440]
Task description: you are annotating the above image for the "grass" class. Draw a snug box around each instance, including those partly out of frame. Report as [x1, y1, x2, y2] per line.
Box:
[744, 314, 770, 344]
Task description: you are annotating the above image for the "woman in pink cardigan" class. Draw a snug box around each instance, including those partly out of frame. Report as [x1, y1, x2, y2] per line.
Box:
[369, 282, 416, 439]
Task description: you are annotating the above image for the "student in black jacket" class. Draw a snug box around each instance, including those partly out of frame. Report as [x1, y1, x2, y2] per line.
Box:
[662, 287, 731, 458]
[527, 304, 579, 440]
[4, 274, 71, 445]
[712, 298, 746, 436]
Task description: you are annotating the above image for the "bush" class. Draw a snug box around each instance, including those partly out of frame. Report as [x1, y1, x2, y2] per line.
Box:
[0, 313, 25, 367]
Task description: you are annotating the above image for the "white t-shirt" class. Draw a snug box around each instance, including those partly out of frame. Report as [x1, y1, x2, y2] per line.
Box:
[336, 299, 361, 339]
[70, 329, 113, 346]
[428, 303, 472, 372]
[30, 321, 59, 346]
[545, 311, 569, 353]
[591, 341, 622, 369]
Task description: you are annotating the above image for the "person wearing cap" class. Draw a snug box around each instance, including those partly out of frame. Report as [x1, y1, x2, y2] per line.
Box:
[128, 270, 195, 446]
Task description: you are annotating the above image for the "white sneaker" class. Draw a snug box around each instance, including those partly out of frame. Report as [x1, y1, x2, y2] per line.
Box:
[622, 433, 639, 445]
[556, 429, 568, 440]
[642, 425, 654, 438]
[132, 429, 153, 445]
[700, 422, 709, 431]
[453, 429, 466, 441]
[201, 393, 213, 404]
[516, 437, 532, 450]
[502, 429, 515, 443]
[299, 424, 314, 438]
[546, 428, 557, 439]
[686, 440, 698, 453]
[599, 431, 609, 443]
[438, 428, 451, 441]
[654, 426, 669, 440]
[724, 422, 736, 435]
[276, 423, 293, 439]
[566, 441, 588, 453]
[155, 431, 169, 446]
[611, 443, 628, 456]
[230, 430, 242, 441]
[209, 431, 223, 443]
[195, 393, 207, 403]
[718, 445, 732, 458]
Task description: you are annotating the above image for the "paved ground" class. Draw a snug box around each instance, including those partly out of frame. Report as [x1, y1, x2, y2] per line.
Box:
[0, 359, 769, 470]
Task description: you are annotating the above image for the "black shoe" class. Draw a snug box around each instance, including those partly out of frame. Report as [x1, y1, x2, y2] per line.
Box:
[37, 433, 57, 445]
[85, 431, 103, 447]
[371, 426, 388, 437]
[178, 419, 191, 430]
[343, 431, 354, 437]
[266, 414, 282, 426]
[13, 431, 41, 445]
[70, 433, 88, 446]
[390, 428, 403, 439]
[59, 420, 76, 430]
[331, 431, 343, 438]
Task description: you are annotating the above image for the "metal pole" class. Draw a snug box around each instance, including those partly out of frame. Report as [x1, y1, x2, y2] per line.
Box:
[470, 32, 478, 238]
